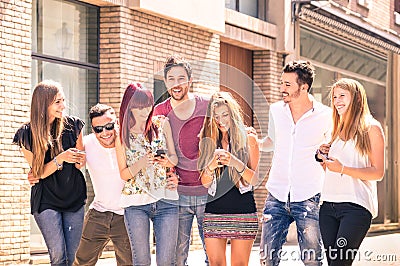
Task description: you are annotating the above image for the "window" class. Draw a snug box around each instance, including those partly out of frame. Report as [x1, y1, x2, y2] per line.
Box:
[357, 0, 372, 9]
[225, 0, 258, 18]
[32, 0, 99, 127]
[395, 0, 400, 25]
[154, 79, 169, 105]
[31, 0, 99, 252]
[300, 27, 392, 225]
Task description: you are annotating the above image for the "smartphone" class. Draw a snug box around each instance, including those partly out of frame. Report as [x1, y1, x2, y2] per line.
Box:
[155, 149, 167, 157]
[319, 151, 332, 161]
[320, 153, 332, 161]
[71, 148, 85, 154]
[74, 150, 85, 165]
[215, 148, 225, 167]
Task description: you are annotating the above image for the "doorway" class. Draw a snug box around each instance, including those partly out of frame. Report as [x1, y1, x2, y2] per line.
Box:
[220, 42, 254, 126]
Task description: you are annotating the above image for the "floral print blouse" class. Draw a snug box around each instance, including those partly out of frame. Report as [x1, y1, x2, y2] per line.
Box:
[122, 116, 171, 198]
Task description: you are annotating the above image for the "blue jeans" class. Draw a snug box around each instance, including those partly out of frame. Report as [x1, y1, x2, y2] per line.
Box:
[319, 202, 372, 266]
[260, 193, 323, 266]
[124, 200, 179, 266]
[176, 194, 208, 266]
[33, 206, 85, 266]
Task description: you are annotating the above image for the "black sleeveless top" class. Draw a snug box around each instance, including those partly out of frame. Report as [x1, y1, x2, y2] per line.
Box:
[13, 116, 87, 214]
[205, 166, 256, 214]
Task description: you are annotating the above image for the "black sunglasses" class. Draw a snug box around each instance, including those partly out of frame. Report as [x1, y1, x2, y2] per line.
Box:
[92, 122, 115, 134]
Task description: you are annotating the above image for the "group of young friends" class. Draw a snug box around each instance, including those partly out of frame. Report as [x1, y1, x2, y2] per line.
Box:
[13, 55, 384, 266]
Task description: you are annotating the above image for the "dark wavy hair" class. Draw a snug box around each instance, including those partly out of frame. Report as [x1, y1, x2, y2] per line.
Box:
[283, 60, 315, 92]
[163, 55, 192, 79]
[89, 103, 114, 122]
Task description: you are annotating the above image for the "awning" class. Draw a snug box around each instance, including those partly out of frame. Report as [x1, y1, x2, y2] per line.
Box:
[299, 6, 400, 55]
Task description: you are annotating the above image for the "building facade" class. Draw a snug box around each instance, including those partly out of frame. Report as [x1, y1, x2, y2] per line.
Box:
[289, 0, 400, 232]
[0, 0, 399, 264]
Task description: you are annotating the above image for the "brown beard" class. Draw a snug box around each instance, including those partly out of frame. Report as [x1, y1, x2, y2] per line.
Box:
[169, 86, 187, 101]
[283, 88, 301, 103]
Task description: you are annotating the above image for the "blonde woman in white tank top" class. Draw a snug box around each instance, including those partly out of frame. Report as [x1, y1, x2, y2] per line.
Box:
[315, 78, 385, 266]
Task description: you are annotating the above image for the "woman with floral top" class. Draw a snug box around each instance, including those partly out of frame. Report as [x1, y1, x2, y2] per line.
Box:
[116, 83, 179, 266]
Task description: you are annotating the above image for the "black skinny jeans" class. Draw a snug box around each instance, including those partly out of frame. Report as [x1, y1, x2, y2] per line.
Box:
[319, 202, 372, 266]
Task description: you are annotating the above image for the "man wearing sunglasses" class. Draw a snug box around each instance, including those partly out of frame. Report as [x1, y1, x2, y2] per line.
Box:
[73, 104, 132, 266]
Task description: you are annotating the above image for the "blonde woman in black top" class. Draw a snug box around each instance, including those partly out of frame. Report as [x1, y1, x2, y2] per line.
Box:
[198, 92, 259, 266]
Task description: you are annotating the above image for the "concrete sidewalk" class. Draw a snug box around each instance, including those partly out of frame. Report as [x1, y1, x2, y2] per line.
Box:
[26, 233, 400, 265]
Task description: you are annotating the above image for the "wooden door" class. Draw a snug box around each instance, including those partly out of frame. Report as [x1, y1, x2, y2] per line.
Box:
[220, 42, 253, 126]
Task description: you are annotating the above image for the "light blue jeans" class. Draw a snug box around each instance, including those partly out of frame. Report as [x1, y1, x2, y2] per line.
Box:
[124, 200, 179, 266]
[33, 206, 85, 266]
[176, 194, 209, 266]
[260, 193, 323, 266]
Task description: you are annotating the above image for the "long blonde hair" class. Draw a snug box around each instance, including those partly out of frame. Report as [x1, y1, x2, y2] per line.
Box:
[30, 80, 64, 178]
[198, 92, 249, 187]
[330, 78, 371, 156]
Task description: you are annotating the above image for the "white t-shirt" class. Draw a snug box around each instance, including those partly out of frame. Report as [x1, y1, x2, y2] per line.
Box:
[266, 95, 332, 202]
[321, 121, 382, 218]
[84, 134, 125, 215]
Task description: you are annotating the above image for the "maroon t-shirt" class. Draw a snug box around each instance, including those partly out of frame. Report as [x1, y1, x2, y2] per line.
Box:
[154, 96, 209, 196]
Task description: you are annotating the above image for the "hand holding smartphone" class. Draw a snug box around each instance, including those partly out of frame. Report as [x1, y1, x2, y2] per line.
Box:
[317, 149, 332, 161]
[71, 148, 85, 164]
[155, 149, 167, 158]
[214, 148, 226, 167]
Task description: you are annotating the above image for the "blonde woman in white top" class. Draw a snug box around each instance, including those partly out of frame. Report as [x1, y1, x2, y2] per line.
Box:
[316, 78, 385, 266]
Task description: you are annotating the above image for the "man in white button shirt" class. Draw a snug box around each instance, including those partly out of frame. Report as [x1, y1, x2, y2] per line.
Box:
[73, 104, 132, 266]
[259, 61, 332, 266]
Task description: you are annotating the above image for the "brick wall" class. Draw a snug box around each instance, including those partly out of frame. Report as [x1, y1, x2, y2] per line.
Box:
[0, 0, 32, 264]
[252, 50, 283, 244]
[332, 0, 400, 35]
[99, 6, 220, 114]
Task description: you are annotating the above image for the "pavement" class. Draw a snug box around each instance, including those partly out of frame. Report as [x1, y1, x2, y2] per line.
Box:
[25, 233, 400, 265]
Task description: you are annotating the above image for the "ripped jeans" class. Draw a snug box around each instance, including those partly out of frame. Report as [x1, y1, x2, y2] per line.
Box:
[260, 193, 323, 266]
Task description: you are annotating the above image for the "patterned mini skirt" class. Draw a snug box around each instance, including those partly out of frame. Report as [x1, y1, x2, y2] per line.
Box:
[203, 212, 258, 240]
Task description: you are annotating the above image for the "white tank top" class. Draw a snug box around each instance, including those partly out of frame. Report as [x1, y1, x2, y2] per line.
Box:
[321, 138, 379, 218]
[84, 134, 126, 215]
